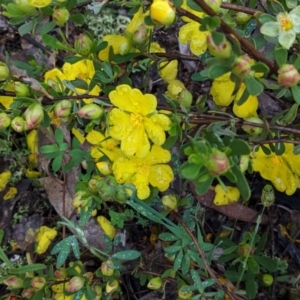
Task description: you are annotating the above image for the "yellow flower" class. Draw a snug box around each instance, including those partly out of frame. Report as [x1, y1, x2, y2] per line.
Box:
[180, 0, 205, 22]
[86, 130, 121, 162]
[98, 35, 131, 62]
[165, 79, 186, 99]
[251, 144, 300, 195]
[112, 145, 174, 199]
[97, 216, 116, 239]
[72, 128, 85, 144]
[0, 170, 11, 192]
[44, 68, 66, 92]
[213, 184, 240, 206]
[210, 73, 258, 118]
[3, 187, 18, 200]
[178, 21, 209, 56]
[25, 169, 41, 178]
[108, 85, 171, 157]
[0, 82, 14, 109]
[150, 42, 178, 82]
[35, 226, 57, 254]
[28, 0, 51, 8]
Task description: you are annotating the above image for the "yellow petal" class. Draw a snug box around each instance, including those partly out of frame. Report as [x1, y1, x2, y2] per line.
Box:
[213, 184, 240, 206]
[210, 74, 235, 106]
[146, 145, 171, 164]
[112, 157, 136, 183]
[97, 216, 116, 239]
[108, 108, 131, 140]
[3, 187, 17, 200]
[158, 60, 178, 82]
[72, 128, 85, 144]
[86, 130, 105, 145]
[35, 226, 57, 254]
[144, 118, 167, 146]
[0, 170, 11, 192]
[149, 164, 174, 191]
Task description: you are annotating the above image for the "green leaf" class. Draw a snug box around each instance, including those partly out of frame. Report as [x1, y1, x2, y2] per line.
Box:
[180, 161, 201, 180]
[227, 139, 250, 156]
[222, 245, 238, 255]
[211, 31, 225, 46]
[278, 103, 299, 125]
[194, 175, 214, 195]
[52, 155, 63, 172]
[231, 164, 251, 200]
[293, 144, 300, 155]
[209, 64, 232, 79]
[64, 56, 85, 64]
[286, 0, 297, 8]
[274, 46, 287, 67]
[18, 20, 34, 35]
[174, 0, 183, 7]
[55, 128, 64, 145]
[245, 76, 264, 96]
[164, 245, 182, 253]
[291, 85, 300, 104]
[253, 255, 277, 272]
[69, 14, 85, 26]
[38, 21, 56, 35]
[245, 271, 258, 299]
[159, 233, 178, 241]
[225, 270, 240, 282]
[247, 258, 260, 274]
[9, 264, 46, 274]
[182, 253, 190, 275]
[174, 250, 183, 272]
[257, 13, 276, 24]
[187, 0, 202, 11]
[112, 250, 141, 260]
[251, 62, 269, 76]
[40, 144, 59, 154]
[270, 0, 285, 13]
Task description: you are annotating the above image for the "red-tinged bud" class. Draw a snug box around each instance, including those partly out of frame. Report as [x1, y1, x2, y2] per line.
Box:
[236, 12, 252, 24]
[52, 6, 70, 27]
[162, 194, 178, 211]
[22, 288, 36, 298]
[278, 64, 300, 87]
[239, 155, 249, 173]
[0, 62, 9, 81]
[206, 149, 229, 176]
[178, 286, 193, 299]
[232, 55, 252, 79]
[133, 23, 148, 45]
[238, 243, 255, 257]
[178, 89, 193, 109]
[101, 259, 115, 276]
[14, 0, 36, 14]
[147, 277, 162, 290]
[150, 0, 176, 26]
[54, 267, 67, 279]
[30, 276, 46, 290]
[72, 190, 89, 208]
[0, 112, 11, 130]
[88, 176, 101, 192]
[14, 81, 30, 96]
[3, 275, 23, 288]
[77, 104, 103, 120]
[11, 116, 26, 132]
[24, 103, 44, 130]
[261, 274, 274, 287]
[242, 116, 264, 136]
[96, 161, 112, 175]
[206, 34, 232, 59]
[204, 0, 222, 12]
[53, 100, 72, 118]
[74, 33, 93, 56]
[66, 276, 85, 292]
[105, 279, 119, 294]
[92, 284, 102, 297]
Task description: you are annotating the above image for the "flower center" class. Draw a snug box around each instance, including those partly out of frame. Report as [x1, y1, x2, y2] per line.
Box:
[271, 156, 282, 166]
[130, 113, 143, 127]
[136, 161, 150, 175]
[279, 15, 293, 31]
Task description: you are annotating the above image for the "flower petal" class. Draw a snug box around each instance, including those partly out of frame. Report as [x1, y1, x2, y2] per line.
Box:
[86, 130, 105, 145]
[145, 145, 171, 164]
[108, 108, 131, 141]
[112, 157, 136, 183]
[278, 31, 296, 49]
[149, 164, 174, 191]
[144, 118, 167, 146]
[260, 22, 280, 37]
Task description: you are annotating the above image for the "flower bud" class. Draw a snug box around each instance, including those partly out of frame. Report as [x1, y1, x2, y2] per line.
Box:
[14, 81, 30, 96]
[261, 184, 275, 207]
[11, 116, 26, 132]
[72, 190, 89, 208]
[0, 62, 9, 81]
[278, 64, 300, 87]
[3, 276, 23, 288]
[147, 277, 162, 290]
[0, 112, 11, 130]
[66, 276, 85, 292]
[74, 33, 93, 56]
[206, 149, 229, 176]
[96, 161, 112, 175]
[30, 276, 46, 290]
[24, 103, 44, 130]
[106, 279, 119, 294]
[237, 243, 255, 257]
[101, 259, 115, 276]
[178, 286, 193, 299]
[77, 104, 103, 120]
[101, 185, 116, 200]
[54, 267, 68, 279]
[97, 216, 116, 240]
[242, 116, 263, 136]
[115, 188, 127, 204]
[22, 288, 36, 298]
[52, 6, 70, 27]
[178, 89, 193, 109]
[204, 0, 222, 12]
[93, 284, 103, 297]
[14, 0, 36, 13]
[232, 55, 252, 79]
[54, 100, 72, 118]
[88, 176, 101, 192]
[261, 274, 274, 287]
[133, 23, 148, 45]
[162, 194, 178, 211]
[150, 0, 176, 26]
[239, 155, 249, 173]
[206, 34, 232, 59]
[236, 12, 252, 24]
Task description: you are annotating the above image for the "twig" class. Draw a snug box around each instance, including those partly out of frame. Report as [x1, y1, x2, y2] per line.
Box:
[220, 3, 261, 15]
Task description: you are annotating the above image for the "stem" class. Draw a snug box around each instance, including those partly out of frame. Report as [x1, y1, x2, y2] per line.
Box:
[220, 3, 261, 15]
